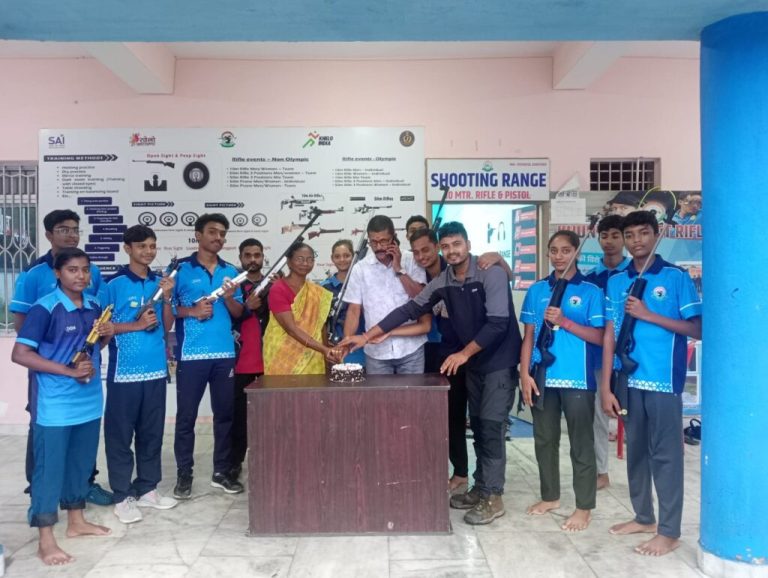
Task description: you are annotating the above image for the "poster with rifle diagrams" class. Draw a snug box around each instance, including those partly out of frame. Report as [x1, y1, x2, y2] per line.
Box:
[39, 127, 424, 281]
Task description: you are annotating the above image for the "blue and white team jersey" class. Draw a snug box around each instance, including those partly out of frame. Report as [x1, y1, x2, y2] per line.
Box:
[173, 253, 243, 361]
[16, 289, 104, 427]
[584, 256, 631, 370]
[9, 250, 106, 315]
[605, 256, 702, 394]
[106, 267, 168, 383]
[521, 272, 605, 390]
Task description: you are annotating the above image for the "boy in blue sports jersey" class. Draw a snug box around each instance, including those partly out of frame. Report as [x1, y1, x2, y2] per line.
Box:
[105, 225, 178, 524]
[10, 209, 112, 505]
[171, 214, 245, 499]
[584, 215, 631, 491]
[601, 210, 702, 556]
[12, 248, 114, 566]
[520, 231, 605, 532]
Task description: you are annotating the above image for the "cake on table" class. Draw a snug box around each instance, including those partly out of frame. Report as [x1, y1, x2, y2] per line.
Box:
[330, 363, 365, 383]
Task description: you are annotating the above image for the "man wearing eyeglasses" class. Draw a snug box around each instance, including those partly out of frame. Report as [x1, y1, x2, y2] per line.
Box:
[342, 215, 431, 374]
[10, 209, 112, 505]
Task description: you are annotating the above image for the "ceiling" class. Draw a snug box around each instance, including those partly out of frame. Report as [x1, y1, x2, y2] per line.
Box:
[0, 0, 764, 43]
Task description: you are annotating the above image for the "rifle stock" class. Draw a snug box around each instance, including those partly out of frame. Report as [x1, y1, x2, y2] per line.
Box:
[610, 276, 648, 416]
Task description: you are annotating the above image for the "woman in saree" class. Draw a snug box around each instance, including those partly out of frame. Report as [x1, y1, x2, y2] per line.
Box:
[263, 242, 344, 374]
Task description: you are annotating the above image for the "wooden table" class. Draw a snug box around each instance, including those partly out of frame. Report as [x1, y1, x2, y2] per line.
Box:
[245, 373, 450, 535]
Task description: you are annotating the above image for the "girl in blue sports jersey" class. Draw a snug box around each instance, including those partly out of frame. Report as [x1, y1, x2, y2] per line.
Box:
[12, 248, 114, 566]
[519, 231, 605, 533]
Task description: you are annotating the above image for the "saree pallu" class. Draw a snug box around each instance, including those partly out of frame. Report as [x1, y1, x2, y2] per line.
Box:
[263, 281, 333, 375]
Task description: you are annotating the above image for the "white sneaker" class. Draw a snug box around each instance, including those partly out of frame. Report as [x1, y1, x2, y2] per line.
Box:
[137, 489, 178, 510]
[114, 497, 143, 524]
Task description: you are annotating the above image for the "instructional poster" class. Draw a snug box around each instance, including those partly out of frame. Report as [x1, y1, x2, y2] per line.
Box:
[39, 127, 425, 280]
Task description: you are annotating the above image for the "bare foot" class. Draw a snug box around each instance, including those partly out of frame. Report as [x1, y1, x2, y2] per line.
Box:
[562, 509, 591, 532]
[66, 520, 112, 538]
[634, 534, 680, 556]
[526, 500, 560, 515]
[596, 473, 610, 490]
[609, 519, 657, 535]
[449, 475, 469, 495]
[38, 527, 74, 566]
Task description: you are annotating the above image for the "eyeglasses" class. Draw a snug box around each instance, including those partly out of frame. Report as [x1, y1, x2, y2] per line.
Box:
[368, 237, 394, 248]
[292, 256, 315, 264]
[52, 227, 81, 236]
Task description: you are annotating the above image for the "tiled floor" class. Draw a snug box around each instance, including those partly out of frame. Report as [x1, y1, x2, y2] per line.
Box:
[0, 424, 704, 577]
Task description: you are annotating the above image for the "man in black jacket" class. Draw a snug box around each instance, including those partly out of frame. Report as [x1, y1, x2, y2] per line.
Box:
[342, 221, 521, 525]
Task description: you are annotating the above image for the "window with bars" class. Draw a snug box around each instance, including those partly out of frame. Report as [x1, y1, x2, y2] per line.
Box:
[590, 158, 659, 192]
[1, 164, 38, 334]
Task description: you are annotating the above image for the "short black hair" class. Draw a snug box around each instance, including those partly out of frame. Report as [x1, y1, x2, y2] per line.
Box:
[548, 230, 579, 249]
[286, 242, 314, 260]
[331, 239, 354, 253]
[123, 224, 157, 244]
[437, 221, 468, 241]
[367, 215, 395, 236]
[194, 213, 230, 232]
[597, 215, 624, 234]
[405, 215, 429, 231]
[410, 228, 438, 245]
[239, 238, 263, 254]
[621, 210, 659, 235]
[43, 210, 80, 233]
[53, 247, 90, 270]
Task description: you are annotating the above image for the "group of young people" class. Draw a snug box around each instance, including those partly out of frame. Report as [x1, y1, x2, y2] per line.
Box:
[11, 204, 701, 566]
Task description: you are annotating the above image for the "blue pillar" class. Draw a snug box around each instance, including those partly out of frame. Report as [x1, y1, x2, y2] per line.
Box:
[700, 11, 768, 576]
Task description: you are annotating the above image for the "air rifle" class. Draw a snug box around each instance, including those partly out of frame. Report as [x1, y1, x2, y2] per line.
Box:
[327, 230, 368, 344]
[610, 224, 667, 417]
[281, 196, 324, 210]
[432, 185, 450, 231]
[134, 257, 180, 331]
[354, 204, 391, 214]
[132, 160, 175, 169]
[71, 305, 114, 366]
[308, 228, 344, 240]
[531, 215, 599, 411]
[198, 207, 325, 312]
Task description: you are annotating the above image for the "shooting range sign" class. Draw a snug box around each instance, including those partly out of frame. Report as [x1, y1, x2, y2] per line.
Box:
[426, 158, 550, 203]
[39, 127, 424, 280]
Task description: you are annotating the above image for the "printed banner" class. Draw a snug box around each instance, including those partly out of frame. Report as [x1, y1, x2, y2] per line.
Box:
[39, 127, 425, 280]
[426, 158, 550, 203]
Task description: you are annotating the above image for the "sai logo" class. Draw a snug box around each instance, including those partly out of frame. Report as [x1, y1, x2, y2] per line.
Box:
[652, 286, 667, 300]
[48, 134, 65, 148]
[482, 161, 494, 172]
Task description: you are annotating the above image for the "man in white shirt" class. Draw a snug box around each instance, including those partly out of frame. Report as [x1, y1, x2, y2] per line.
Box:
[342, 215, 430, 374]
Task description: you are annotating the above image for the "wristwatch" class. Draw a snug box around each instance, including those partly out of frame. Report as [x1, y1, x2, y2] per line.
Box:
[395, 269, 406, 276]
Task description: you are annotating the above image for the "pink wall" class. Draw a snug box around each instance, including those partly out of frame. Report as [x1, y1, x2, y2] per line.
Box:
[0, 55, 701, 188]
[0, 54, 701, 424]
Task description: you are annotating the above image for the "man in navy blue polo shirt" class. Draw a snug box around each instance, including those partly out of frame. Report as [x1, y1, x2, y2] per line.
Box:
[105, 225, 178, 524]
[584, 214, 631, 491]
[172, 214, 244, 499]
[601, 210, 702, 557]
[342, 221, 522, 526]
[9, 209, 111, 505]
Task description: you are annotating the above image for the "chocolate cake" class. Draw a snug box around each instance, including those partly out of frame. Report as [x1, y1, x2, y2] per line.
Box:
[330, 362, 365, 383]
